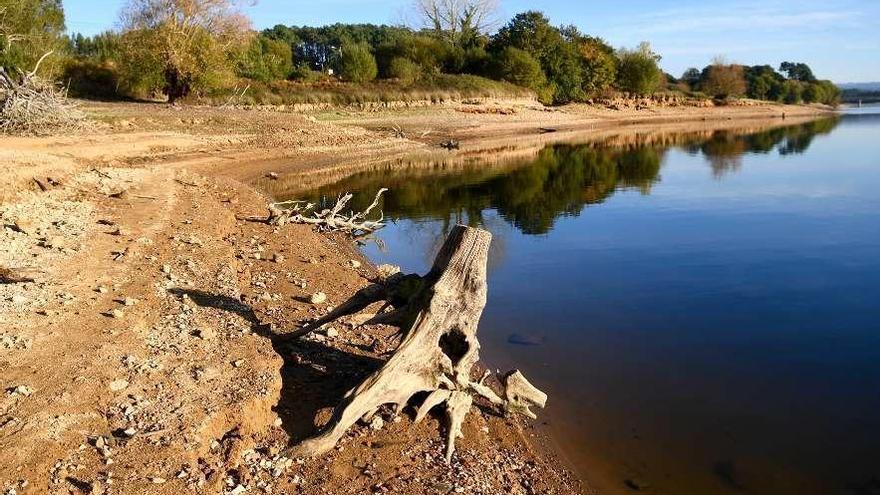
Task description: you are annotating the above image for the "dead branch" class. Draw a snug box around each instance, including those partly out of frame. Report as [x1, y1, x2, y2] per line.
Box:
[248, 189, 389, 238]
[285, 225, 548, 462]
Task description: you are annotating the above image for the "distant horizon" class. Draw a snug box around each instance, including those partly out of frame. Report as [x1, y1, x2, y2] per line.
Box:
[62, 0, 880, 83]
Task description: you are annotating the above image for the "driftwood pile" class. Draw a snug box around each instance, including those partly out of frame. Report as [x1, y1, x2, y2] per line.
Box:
[248, 189, 388, 238]
[286, 225, 547, 461]
[0, 52, 89, 136]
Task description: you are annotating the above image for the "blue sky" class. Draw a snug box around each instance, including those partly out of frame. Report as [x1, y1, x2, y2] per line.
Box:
[63, 0, 880, 82]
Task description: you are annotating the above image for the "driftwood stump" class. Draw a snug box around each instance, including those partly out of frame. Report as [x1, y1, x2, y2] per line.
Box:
[287, 225, 547, 461]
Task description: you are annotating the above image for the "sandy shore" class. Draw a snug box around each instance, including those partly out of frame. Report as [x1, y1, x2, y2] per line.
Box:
[0, 98, 833, 494]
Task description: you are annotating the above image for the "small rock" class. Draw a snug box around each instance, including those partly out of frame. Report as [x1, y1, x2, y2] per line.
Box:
[310, 292, 327, 305]
[110, 308, 125, 319]
[232, 359, 244, 368]
[151, 477, 166, 484]
[161, 264, 171, 275]
[122, 297, 138, 307]
[267, 172, 279, 180]
[273, 253, 285, 263]
[376, 264, 400, 279]
[196, 327, 216, 340]
[8, 385, 33, 396]
[10, 294, 28, 305]
[12, 218, 37, 235]
[349, 259, 362, 269]
[96, 286, 109, 294]
[369, 416, 385, 431]
[229, 485, 247, 495]
[109, 379, 129, 392]
[624, 478, 651, 491]
[324, 327, 339, 338]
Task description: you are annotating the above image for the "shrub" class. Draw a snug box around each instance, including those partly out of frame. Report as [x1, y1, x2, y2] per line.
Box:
[493, 47, 546, 92]
[334, 42, 377, 83]
[236, 35, 292, 82]
[388, 57, 421, 83]
[780, 80, 803, 104]
[702, 62, 746, 99]
[579, 38, 616, 97]
[289, 62, 323, 82]
[62, 58, 120, 99]
[615, 44, 662, 95]
[117, 0, 251, 102]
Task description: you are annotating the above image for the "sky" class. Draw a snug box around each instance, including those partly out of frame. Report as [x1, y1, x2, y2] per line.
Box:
[63, 0, 880, 83]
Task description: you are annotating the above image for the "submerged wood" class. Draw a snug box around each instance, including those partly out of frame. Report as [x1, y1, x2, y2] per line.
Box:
[286, 225, 548, 461]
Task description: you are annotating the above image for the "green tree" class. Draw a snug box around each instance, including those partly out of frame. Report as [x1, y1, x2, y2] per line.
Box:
[803, 80, 840, 106]
[779, 61, 816, 82]
[388, 56, 421, 83]
[744, 65, 784, 101]
[780, 79, 803, 104]
[237, 34, 293, 82]
[492, 46, 549, 101]
[334, 41, 378, 82]
[681, 67, 701, 90]
[490, 11, 585, 103]
[117, 0, 252, 102]
[615, 43, 662, 95]
[578, 37, 617, 97]
[0, 0, 66, 76]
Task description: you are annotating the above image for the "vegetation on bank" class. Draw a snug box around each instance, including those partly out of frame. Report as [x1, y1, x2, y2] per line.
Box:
[1, 0, 841, 107]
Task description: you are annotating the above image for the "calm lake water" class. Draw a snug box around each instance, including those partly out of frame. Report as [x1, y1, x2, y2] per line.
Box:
[295, 109, 880, 495]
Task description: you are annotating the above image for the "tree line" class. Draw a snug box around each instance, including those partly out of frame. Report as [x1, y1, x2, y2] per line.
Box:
[677, 59, 840, 105]
[1, 0, 840, 106]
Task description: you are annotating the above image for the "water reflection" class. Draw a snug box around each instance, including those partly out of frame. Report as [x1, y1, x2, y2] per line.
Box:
[301, 117, 840, 235]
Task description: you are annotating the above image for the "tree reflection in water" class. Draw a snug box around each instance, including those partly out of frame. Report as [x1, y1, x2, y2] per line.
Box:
[295, 117, 840, 237]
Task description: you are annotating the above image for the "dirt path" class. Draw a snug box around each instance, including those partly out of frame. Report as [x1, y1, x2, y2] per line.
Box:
[1, 99, 834, 495]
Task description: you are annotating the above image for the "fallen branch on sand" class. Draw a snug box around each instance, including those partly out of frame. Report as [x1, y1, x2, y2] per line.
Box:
[244, 189, 388, 238]
[0, 52, 90, 136]
[285, 225, 548, 461]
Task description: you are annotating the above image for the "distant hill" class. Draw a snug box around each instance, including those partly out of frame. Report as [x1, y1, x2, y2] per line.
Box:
[839, 83, 880, 104]
[838, 82, 880, 91]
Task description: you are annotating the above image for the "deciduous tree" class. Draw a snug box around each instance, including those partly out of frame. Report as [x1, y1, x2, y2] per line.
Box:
[702, 59, 746, 99]
[117, 0, 251, 102]
[615, 43, 662, 95]
[413, 0, 498, 48]
[0, 0, 66, 75]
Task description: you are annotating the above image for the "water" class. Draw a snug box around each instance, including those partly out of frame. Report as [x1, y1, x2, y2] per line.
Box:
[291, 111, 880, 495]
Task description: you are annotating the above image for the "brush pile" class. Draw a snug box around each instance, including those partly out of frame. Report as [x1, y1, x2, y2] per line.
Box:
[0, 56, 89, 136]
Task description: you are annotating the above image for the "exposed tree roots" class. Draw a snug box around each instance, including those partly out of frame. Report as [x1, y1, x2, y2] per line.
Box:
[285, 225, 547, 461]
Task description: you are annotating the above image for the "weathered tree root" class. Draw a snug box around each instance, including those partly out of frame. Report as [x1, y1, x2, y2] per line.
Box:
[285, 225, 547, 461]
